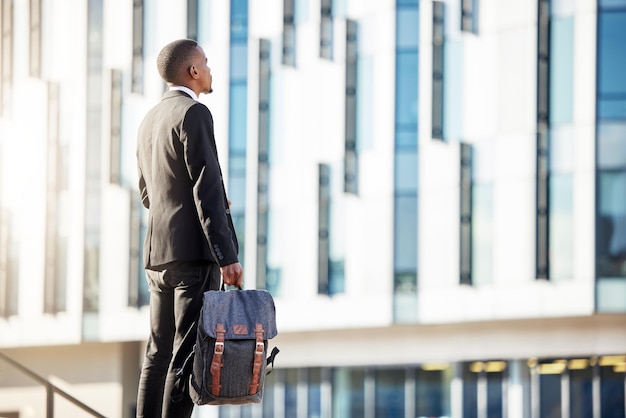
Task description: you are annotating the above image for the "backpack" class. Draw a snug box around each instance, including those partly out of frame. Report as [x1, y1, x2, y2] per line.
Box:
[187, 288, 279, 405]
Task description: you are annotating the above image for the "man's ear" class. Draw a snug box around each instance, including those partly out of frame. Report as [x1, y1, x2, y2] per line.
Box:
[189, 65, 199, 79]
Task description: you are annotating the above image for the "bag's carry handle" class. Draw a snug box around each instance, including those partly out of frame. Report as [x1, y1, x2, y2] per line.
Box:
[220, 282, 243, 291]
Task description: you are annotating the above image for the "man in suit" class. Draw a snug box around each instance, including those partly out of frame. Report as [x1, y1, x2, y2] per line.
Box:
[135, 38, 243, 418]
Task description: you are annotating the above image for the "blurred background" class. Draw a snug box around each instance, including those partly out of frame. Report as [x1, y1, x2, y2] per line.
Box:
[0, 0, 626, 417]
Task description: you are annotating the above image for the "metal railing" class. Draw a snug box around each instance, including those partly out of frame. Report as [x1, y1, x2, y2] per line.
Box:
[0, 351, 106, 418]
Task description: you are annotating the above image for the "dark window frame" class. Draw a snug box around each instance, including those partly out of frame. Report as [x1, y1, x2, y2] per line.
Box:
[536, 0, 550, 280]
[131, 0, 144, 94]
[432, 1, 445, 140]
[320, 0, 333, 59]
[256, 39, 271, 290]
[460, 143, 473, 285]
[461, 0, 478, 34]
[344, 19, 358, 194]
[282, 0, 296, 66]
[1, 0, 14, 117]
[29, 0, 41, 78]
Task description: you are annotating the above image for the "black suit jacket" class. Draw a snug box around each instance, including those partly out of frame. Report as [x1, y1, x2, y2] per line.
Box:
[136, 90, 239, 269]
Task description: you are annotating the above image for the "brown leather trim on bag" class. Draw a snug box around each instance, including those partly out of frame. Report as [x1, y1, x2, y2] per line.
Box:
[249, 323, 265, 395]
[210, 323, 226, 396]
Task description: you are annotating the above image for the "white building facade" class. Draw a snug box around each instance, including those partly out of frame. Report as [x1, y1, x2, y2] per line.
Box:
[0, 0, 625, 417]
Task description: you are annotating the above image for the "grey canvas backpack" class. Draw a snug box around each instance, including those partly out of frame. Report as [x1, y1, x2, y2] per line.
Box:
[187, 288, 279, 405]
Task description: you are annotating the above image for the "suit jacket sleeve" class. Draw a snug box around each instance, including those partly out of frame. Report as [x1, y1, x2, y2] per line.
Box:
[181, 103, 239, 266]
[137, 165, 150, 209]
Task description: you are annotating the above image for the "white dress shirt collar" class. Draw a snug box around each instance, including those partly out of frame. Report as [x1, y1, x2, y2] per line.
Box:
[169, 85, 198, 101]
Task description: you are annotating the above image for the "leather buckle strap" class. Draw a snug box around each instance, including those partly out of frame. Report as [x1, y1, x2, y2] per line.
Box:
[210, 323, 226, 396]
[249, 323, 265, 395]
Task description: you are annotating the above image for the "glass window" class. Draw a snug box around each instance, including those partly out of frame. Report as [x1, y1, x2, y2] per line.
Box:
[131, 0, 144, 94]
[396, 8, 419, 48]
[569, 360, 593, 418]
[471, 143, 493, 286]
[375, 369, 405, 418]
[597, 3, 626, 309]
[229, 85, 247, 152]
[308, 368, 322, 418]
[471, 183, 493, 285]
[320, 0, 333, 59]
[597, 11, 626, 121]
[333, 368, 366, 418]
[282, 0, 296, 66]
[262, 368, 276, 418]
[416, 367, 449, 417]
[230, 44, 248, 80]
[486, 370, 504, 418]
[266, 208, 284, 295]
[395, 52, 419, 127]
[597, 171, 626, 279]
[549, 174, 573, 280]
[284, 369, 298, 417]
[229, 1, 248, 271]
[394, 195, 418, 272]
[463, 363, 479, 418]
[549, 17, 574, 125]
[345, 19, 358, 194]
[394, 0, 419, 322]
[596, 278, 626, 312]
[329, 163, 346, 295]
[443, 39, 464, 142]
[549, 127, 574, 280]
[461, 0, 478, 33]
[395, 150, 418, 192]
[600, 0, 626, 7]
[539, 370, 561, 418]
[600, 359, 626, 418]
[356, 54, 374, 151]
[598, 122, 626, 169]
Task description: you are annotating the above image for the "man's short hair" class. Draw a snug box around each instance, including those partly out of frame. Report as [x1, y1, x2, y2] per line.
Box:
[156, 39, 199, 84]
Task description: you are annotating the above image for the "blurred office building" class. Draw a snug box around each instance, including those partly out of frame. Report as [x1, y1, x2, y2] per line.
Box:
[1, 0, 626, 417]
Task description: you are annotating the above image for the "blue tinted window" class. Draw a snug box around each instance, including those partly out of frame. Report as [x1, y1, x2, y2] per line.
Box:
[394, 195, 418, 271]
[394, 0, 419, 316]
[550, 126, 575, 173]
[395, 52, 418, 127]
[230, 0, 248, 43]
[549, 127, 574, 280]
[549, 174, 574, 280]
[356, 55, 374, 150]
[228, 84, 247, 151]
[597, 121, 626, 169]
[230, 44, 248, 80]
[397, 9, 419, 48]
[375, 369, 405, 418]
[230, 0, 248, 18]
[332, 368, 366, 417]
[540, 373, 562, 417]
[599, 0, 626, 8]
[598, 12, 626, 98]
[443, 39, 463, 141]
[395, 150, 418, 192]
[550, 17, 574, 125]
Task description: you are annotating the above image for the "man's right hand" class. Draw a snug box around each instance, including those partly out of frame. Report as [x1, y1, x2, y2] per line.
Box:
[220, 262, 243, 288]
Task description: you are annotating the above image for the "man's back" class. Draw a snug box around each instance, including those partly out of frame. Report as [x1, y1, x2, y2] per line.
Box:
[137, 91, 220, 268]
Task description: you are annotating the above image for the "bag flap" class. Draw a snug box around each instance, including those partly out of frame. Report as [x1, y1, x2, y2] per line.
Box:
[201, 289, 278, 340]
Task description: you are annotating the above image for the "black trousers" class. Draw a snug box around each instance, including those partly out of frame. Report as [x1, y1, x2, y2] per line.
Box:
[136, 261, 220, 418]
